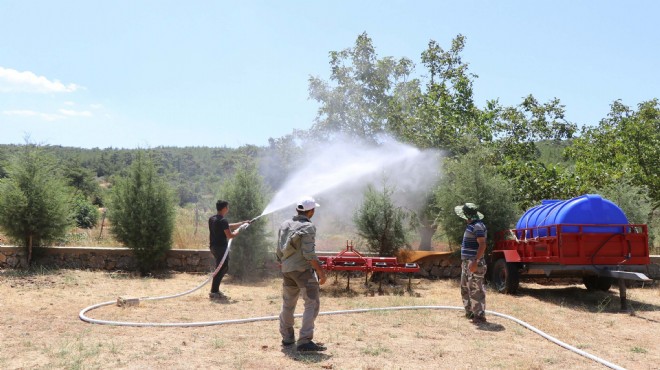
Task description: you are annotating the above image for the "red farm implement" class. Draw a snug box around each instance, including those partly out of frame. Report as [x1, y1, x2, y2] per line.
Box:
[318, 242, 420, 291]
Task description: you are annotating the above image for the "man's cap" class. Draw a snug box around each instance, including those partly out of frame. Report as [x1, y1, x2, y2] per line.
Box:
[454, 203, 484, 220]
[296, 196, 320, 211]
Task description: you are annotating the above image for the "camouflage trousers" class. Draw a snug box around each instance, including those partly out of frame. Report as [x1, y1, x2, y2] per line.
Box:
[460, 259, 487, 318]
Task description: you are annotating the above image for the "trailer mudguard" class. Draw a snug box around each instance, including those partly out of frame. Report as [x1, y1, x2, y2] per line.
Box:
[492, 250, 521, 263]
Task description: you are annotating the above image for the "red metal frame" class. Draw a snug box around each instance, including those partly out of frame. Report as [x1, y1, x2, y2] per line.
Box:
[495, 224, 650, 266]
[318, 242, 420, 273]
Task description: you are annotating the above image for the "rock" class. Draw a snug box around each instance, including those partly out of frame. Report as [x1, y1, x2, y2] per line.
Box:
[167, 257, 182, 267]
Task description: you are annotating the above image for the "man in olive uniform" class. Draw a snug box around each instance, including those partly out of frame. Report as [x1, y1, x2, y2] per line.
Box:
[277, 196, 327, 352]
[455, 202, 488, 324]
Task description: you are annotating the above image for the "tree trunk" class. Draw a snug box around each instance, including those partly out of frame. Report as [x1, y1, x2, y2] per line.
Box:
[27, 234, 33, 266]
[418, 225, 437, 251]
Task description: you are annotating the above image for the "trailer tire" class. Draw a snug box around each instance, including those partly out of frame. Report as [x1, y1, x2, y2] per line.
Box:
[583, 276, 613, 291]
[491, 258, 520, 294]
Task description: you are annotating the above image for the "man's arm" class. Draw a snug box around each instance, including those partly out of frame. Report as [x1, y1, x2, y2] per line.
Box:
[311, 259, 327, 285]
[224, 220, 249, 239]
[300, 226, 326, 285]
[228, 220, 249, 230]
[469, 236, 487, 273]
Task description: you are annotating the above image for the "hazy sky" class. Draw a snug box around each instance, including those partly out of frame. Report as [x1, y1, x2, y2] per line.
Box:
[1, 1, 657, 149]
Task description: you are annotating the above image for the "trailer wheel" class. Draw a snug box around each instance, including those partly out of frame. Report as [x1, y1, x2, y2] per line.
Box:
[491, 258, 519, 294]
[583, 276, 613, 291]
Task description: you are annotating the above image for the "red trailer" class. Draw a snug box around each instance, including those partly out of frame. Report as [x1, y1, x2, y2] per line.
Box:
[490, 223, 652, 309]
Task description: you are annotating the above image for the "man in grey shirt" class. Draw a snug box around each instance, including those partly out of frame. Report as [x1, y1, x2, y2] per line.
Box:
[277, 196, 327, 352]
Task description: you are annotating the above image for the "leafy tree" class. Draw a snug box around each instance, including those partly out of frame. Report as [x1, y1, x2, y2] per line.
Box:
[491, 95, 576, 161]
[0, 144, 72, 265]
[497, 161, 581, 210]
[217, 160, 270, 280]
[308, 32, 415, 142]
[108, 151, 175, 275]
[392, 35, 494, 156]
[435, 149, 517, 252]
[353, 182, 408, 257]
[485, 95, 578, 208]
[567, 99, 660, 210]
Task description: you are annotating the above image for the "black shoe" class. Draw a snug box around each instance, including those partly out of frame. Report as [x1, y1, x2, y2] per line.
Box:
[281, 339, 295, 346]
[465, 311, 474, 319]
[209, 292, 229, 301]
[471, 315, 487, 324]
[296, 341, 327, 352]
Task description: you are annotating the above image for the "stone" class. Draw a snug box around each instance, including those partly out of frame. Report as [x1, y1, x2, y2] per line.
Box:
[167, 257, 182, 267]
[189, 255, 200, 266]
[6, 256, 18, 268]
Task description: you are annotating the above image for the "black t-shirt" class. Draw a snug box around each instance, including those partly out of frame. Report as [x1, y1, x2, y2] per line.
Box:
[209, 214, 229, 249]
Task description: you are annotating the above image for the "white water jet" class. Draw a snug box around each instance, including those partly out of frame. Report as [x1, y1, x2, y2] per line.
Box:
[261, 136, 441, 218]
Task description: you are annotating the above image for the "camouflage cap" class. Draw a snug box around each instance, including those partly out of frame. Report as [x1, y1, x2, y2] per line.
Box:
[454, 203, 484, 220]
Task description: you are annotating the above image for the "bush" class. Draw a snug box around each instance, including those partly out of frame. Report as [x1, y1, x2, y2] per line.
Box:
[108, 152, 175, 275]
[72, 196, 100, 229]
[353, 182, 408, 257]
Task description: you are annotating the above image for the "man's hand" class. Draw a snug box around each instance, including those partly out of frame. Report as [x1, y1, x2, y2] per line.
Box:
[316, 269, 327, 285]
[468, 259, 477, 273]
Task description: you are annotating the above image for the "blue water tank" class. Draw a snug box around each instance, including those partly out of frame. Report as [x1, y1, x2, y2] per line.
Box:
[516, 194, 628, 237]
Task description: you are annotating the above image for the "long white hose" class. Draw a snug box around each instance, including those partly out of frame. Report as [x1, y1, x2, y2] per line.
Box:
[79, 236, 626, 370]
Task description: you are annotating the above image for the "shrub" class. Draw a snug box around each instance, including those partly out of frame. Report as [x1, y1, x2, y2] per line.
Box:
[353, 182, 408, 257]
[72, 195, 100, 229]
[108, 151, 175, 275]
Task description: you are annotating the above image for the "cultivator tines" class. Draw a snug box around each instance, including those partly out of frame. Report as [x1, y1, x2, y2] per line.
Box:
[318, 241, 420, 290]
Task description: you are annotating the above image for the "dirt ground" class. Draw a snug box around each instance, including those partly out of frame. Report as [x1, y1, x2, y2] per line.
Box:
[1, 268, 658, 370]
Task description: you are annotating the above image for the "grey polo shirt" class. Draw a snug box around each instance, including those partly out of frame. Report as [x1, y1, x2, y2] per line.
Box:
[277, 215, 319, 273]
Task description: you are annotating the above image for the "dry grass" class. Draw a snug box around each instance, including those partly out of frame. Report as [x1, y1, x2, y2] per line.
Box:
[1, 268, 658, 370]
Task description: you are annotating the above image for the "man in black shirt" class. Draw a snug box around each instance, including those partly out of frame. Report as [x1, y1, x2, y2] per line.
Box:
[209, 200, 249, 301]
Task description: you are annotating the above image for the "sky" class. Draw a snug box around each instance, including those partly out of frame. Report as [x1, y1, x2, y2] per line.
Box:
[0, 1, 658, 149]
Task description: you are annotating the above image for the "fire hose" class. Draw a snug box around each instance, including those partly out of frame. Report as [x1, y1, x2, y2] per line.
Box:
[79, 222, 626, 370]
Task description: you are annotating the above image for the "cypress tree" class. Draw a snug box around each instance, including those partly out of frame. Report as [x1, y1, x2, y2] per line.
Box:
[108, 151, 175, 275]
[0, 144, 72, 265]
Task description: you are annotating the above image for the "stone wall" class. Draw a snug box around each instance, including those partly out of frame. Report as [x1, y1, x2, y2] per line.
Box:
[0, 246, 215, 273]
[1, 246, 658, 280]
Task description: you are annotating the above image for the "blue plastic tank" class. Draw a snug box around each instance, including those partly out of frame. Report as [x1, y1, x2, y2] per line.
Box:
[516, 194, 628, 237]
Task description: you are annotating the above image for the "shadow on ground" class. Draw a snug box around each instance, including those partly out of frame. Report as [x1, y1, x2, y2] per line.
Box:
[281, 345, 332, 364]
[513, 284, 660, 314]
